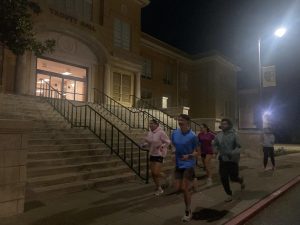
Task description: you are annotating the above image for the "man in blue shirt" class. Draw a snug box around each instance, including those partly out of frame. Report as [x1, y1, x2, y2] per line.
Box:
[171, 114, 200, 222]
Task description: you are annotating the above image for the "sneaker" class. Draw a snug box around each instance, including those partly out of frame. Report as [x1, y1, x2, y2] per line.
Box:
[225, 195, 233, 202]
[206, 178, 213, 187]
[154, 187, 164, 196]
[181, 210, 192, 222]
[240, 177, 246, 190]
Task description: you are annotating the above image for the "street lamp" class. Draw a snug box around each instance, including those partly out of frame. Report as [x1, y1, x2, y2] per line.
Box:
[257, 27, 286, 129]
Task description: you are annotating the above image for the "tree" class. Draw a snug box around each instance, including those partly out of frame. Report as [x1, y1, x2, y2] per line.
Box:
[0, 0, 55, 56]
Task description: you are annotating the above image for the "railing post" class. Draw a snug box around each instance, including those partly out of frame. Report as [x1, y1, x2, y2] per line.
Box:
[84, 106, 87, 128]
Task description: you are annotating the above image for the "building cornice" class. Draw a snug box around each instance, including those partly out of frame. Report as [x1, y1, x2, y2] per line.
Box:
[141, 32, 241, 71]
[134, 0, 150, 7]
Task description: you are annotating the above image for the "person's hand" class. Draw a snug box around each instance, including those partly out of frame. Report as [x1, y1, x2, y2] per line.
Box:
[181, 155, 190, 161]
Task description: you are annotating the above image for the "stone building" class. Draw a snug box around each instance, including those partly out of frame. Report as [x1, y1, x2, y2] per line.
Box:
[0, 0, 239, 129]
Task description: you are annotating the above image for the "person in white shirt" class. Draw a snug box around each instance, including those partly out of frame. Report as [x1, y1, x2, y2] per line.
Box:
[262, 128, 276, 170]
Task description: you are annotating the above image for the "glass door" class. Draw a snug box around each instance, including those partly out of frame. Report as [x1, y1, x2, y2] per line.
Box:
[36, 58, 87, 101]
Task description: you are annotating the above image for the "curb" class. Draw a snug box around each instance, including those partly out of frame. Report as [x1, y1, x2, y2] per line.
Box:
[223, 175, 300, 225]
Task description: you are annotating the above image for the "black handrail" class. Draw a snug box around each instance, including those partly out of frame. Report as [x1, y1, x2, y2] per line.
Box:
[131, 95, 176, 128]
[38, 82, 149, 183]
[94, 88, 143, 129]
[93, 88, 175, 136]
[131, 95, 203, 133]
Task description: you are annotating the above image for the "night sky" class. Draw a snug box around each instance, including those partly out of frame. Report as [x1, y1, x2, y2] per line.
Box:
[142, 0, 300, 142]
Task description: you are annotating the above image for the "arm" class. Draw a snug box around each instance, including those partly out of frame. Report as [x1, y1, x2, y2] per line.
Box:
[212, 136, 220, 154]
[231, 134, 241, 154]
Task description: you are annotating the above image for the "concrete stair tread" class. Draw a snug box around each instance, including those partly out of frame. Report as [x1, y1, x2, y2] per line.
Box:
[28, 165, 131, 182]
[27, 154, 118, 164]
[28, 142, 104, 148]
[29, 172, 135, 194]
[29, 137, 99, 141]
[28, 148, 108, 155]
[28, 160, 128, 173]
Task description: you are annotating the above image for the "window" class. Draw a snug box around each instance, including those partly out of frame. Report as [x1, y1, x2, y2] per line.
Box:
[142, 58, 152, 79]
[48, 0, 93, 21]
[114, 18, 131, 50]
[163, 65, 172, 85]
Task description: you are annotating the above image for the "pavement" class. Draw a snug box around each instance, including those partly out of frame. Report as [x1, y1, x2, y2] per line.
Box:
[1, 153, 300, 225]
[246, 183, 300, 225]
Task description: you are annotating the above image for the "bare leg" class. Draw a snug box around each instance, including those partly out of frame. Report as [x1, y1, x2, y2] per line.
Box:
[205, 154, 213, 179]
[182, 178, 193, 211]
[151, 162, 162, 189]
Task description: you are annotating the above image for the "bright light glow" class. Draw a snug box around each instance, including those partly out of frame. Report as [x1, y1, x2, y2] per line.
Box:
[71, 83, 75, 87]
[44, 78, 49, 82]
[274, 27, 287, 37]
[263, 111, 272, 118]
[62, 72, 72, 75]
[36, 90, 43, 93]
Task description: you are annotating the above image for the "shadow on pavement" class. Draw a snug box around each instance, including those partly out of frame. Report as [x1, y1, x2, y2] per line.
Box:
[192, 207, 230, 222]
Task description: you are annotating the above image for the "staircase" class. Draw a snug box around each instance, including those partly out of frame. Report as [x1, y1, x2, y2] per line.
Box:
[0, 94, 138, 200]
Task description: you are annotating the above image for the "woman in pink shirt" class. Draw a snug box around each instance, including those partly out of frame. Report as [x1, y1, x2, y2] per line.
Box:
[142, 119, 171, 196]
[198, 123, 215, 187]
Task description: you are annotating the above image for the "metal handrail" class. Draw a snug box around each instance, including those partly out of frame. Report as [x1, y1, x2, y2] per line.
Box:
[93, 88, 143, 129]
[38, 82, 149, 183]
[93, 88, 175, 135]
[131, 95, 203, 132]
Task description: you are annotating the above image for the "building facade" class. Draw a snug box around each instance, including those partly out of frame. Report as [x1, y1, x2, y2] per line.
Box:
[0, 0, 239, 129]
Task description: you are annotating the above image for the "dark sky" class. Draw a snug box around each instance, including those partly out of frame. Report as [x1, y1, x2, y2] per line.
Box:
[141, 0, 300, 140]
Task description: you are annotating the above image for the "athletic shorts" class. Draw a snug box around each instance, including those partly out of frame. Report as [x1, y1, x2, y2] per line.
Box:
[175, 167, 195, 181]
[150, 155, 164, 163]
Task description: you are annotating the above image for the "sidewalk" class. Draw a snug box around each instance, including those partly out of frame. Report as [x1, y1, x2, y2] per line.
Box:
[1, 153, 300, 225]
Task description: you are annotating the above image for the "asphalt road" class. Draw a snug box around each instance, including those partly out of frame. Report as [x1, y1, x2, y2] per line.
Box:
[246, 183, 300, 225]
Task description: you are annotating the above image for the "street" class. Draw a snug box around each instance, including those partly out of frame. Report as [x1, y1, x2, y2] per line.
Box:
[246, 183, 300, 225]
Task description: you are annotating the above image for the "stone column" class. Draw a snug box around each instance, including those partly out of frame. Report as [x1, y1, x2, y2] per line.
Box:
[135, 72, 141, 99]
[104, 63, 111, 97]
[14, 54, 27, 95]
[0, 119, 30, 217]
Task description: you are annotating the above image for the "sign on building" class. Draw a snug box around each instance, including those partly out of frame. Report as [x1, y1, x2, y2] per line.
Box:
[262, 65, 276, 87]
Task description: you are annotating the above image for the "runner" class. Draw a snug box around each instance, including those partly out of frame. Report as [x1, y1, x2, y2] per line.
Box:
[142, 119, 171, 196]
[262, 128, 276, 171]
[198, 123, 215, 187]
[213, 118, 245, 202]
[171, 114, 200, 222]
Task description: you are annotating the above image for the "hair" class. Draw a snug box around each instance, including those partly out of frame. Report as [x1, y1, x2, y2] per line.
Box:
[221, 118, 233, 129]
[178, 114, 191, 122]
[150, 119, 159, 125]
[201, 123, 210, 132]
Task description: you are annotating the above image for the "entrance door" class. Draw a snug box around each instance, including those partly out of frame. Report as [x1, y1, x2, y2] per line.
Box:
[112, 72, 133, 106]
[36, 58, 87, 101]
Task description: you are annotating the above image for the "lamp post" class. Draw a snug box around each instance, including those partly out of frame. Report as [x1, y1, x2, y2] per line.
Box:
[257, 27, 286, 129]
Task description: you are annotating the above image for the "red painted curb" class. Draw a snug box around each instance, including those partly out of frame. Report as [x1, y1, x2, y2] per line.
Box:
[223, 175, 300, 225]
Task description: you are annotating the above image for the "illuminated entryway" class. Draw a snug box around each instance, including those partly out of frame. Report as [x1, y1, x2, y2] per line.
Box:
[36, 58, 87, 101]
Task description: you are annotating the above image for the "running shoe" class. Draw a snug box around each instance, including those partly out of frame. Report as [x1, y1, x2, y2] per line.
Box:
[206, 178, 213, 187]
[225, 195, 233, 202]
[181, 210, 192, 222]
[154, 187, 164, 196]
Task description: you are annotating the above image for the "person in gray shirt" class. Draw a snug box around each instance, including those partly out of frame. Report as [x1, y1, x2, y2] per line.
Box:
[262, 128, 276, 170]
[213, 118, 245, 202]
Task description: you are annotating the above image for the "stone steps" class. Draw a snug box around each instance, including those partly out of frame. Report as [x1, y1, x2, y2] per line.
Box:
[28, 137, 100, 146]
[0, 94, 163, 200]
[27, 165, 133, 187]
[27, 148, 142, 160]
[26, 173, 136, 200]
[29, 143, 107, 152]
